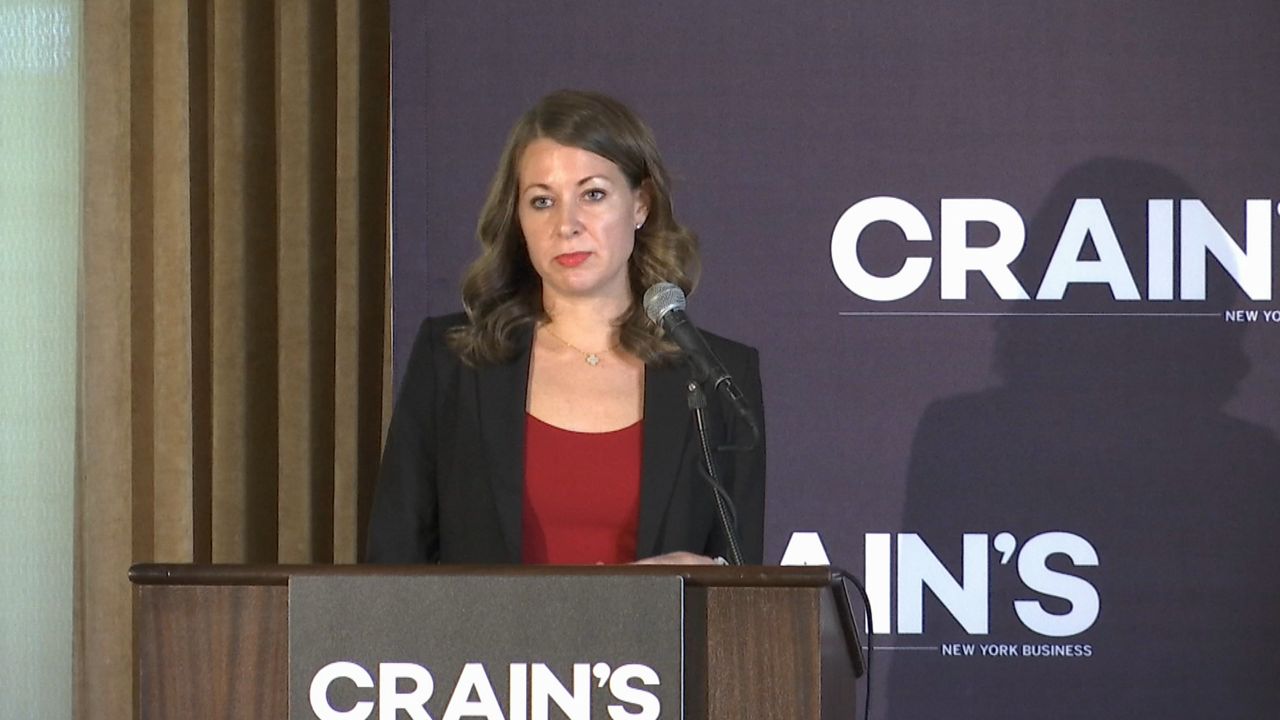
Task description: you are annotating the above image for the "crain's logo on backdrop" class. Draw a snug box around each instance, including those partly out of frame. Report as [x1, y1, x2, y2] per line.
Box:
[308, 661, 661, 720]
[830, 197, 1275, 306]
[783, 531, 1098, 658]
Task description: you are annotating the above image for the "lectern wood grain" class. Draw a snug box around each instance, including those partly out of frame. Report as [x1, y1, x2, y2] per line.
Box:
[701, 586, 821, 718]
[135, 584, 287, 717]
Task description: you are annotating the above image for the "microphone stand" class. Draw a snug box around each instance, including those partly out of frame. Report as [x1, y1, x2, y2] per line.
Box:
[686, 380, 745, 566]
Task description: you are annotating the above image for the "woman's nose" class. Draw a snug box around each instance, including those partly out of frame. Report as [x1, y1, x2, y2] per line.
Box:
[556, 202, 582, 237]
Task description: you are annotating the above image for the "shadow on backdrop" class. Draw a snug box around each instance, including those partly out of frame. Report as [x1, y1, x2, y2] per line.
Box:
[895, 158, 1280, 718]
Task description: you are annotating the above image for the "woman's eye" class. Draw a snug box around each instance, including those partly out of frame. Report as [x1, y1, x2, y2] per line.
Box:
[530, 196, 553, 210]
[584, 188, 607, 202]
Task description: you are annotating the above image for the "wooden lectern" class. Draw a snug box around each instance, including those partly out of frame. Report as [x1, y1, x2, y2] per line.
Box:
[131, 564, 861, 719]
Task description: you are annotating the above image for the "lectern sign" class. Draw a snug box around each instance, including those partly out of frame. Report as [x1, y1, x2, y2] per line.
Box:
[288, 574, 683, 720]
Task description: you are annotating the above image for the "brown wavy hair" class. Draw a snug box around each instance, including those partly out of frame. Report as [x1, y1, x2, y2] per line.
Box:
[447, 89, 700, 365]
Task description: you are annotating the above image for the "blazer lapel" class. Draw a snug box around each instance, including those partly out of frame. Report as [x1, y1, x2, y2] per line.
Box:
[476, 325, 534, 563]
[636, 361, 693, 559]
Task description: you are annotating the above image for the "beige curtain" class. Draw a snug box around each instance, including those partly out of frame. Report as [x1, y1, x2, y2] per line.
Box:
[78, 1, 390, 717]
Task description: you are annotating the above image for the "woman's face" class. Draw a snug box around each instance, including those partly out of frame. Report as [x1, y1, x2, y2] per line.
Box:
[517, 138, 648, 306]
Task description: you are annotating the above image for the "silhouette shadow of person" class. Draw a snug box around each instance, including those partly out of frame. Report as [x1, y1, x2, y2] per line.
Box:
[894, 158, 1280, 719]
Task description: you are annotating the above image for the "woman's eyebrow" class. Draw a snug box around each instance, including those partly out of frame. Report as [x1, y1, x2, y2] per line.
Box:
[521, 175, 613, 194]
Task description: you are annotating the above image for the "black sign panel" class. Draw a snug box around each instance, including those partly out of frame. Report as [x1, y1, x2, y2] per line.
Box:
[289, 574, 682, 720]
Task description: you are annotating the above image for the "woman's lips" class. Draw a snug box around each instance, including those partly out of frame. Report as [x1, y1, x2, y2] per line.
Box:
[554, 252, 591, 267]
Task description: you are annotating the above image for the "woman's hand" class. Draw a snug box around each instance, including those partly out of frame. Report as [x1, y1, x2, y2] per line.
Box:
[632, 551, 722, 565]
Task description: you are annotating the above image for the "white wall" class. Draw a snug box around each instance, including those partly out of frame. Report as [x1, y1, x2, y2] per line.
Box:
[0, 1, 80, 714]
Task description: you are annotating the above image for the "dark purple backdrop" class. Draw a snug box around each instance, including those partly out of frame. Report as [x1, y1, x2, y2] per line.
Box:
[390, 2, 1280, 716]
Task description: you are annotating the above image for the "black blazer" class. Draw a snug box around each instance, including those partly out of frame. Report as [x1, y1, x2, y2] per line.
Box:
[366, 313, 766, 564]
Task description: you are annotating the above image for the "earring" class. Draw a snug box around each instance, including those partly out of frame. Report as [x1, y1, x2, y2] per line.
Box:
[635, 222, 643, 230]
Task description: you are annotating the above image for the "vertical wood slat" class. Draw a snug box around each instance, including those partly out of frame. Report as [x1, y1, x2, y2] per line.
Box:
[357, 0, 391, 560]
[333, 0, 362, 562]
[277, 0, 339, 564]
[210, 0, 282, 563]
[309, 0, 340, 563]
[129, 0, 156, 564]
[190, 0, 215, 565]
[129, 0, 205, 564]
[240, 0, 282, 563]
[209, 0, 249, 563]
[79, 1, 135, 718]
[276, 0, 318, 564]
[152, 0, 196, 564]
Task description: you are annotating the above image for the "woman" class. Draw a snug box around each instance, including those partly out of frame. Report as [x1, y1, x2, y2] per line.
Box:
[366, 90, 765, 565]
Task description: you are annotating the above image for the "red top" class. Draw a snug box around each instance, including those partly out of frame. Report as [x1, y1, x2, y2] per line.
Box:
[521, 413, 643, 564]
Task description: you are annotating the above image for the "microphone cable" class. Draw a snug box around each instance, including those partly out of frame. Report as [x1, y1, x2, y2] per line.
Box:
[688, 380, 744, 566]
[831, 566, 874, 720]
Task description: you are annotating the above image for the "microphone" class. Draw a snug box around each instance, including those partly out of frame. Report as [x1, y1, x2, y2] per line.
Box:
[642, 283, 761, 444]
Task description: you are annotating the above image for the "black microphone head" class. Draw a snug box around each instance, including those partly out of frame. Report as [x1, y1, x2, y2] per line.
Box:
[643, 282, 686, 325]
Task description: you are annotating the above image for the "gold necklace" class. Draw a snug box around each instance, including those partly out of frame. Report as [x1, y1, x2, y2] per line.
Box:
[542, 325, 619, 367]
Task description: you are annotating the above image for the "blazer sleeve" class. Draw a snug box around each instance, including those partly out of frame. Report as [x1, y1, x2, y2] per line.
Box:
[735, 346, 767, 564]
[365, 317, 441, 563]
[707, 345, 766, 564]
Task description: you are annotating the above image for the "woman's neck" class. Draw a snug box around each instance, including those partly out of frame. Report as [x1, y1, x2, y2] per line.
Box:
[541, 293, 631, 348]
